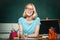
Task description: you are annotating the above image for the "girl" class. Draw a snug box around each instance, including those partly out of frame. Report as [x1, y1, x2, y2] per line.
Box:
[18, 3, 41, 39]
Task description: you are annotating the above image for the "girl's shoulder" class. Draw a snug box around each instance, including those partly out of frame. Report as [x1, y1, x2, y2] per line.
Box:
[18, 17, 25, 21]
[35, 17, 40, 21]
[34, 17, 41, 25]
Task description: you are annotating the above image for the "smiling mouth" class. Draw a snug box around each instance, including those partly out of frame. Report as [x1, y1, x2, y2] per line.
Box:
[28, 12, 32, 14]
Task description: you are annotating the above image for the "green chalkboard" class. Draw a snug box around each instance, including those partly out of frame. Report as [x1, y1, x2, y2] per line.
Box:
[0, 0, 60, 23]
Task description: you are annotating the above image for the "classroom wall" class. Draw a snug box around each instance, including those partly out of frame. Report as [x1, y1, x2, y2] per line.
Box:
[0, 0, 60, 23]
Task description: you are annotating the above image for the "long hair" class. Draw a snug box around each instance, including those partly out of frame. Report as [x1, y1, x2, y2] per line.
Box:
[23, 3, 38, 19]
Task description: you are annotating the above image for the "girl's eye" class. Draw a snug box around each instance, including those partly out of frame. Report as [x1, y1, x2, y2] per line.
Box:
[25, 7, 33, 10]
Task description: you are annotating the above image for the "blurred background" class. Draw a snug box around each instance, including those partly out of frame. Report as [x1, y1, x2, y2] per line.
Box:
[0, 0, 60, 39]
[0, 0, 60, 23]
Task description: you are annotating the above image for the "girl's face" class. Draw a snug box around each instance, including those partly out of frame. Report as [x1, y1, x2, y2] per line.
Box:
[25, 4, 34, 17]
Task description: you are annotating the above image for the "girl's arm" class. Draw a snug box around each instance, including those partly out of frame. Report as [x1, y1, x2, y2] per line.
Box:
[27, 25, 40, 38]
[18, 24, 25, 38]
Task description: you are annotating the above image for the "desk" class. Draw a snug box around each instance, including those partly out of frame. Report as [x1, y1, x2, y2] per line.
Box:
[14, 37, 48, 40]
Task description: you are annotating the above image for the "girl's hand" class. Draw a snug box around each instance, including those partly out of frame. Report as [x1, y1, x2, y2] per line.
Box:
[24, 34, 28, 40]
[24, 34, 28, 37]
[20, 34, 28, 40]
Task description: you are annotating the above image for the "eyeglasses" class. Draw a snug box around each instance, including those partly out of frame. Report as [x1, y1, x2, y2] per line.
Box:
[25, 7, 33, 10]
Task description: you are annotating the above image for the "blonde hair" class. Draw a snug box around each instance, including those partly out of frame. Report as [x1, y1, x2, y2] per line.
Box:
[23, 3, 38, 19]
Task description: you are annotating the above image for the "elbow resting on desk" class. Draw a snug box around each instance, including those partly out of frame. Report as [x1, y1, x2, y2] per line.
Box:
[28, 33, 39, 38]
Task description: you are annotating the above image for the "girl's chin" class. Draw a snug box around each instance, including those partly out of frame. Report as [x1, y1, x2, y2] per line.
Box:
[27, 14, 32, 16]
